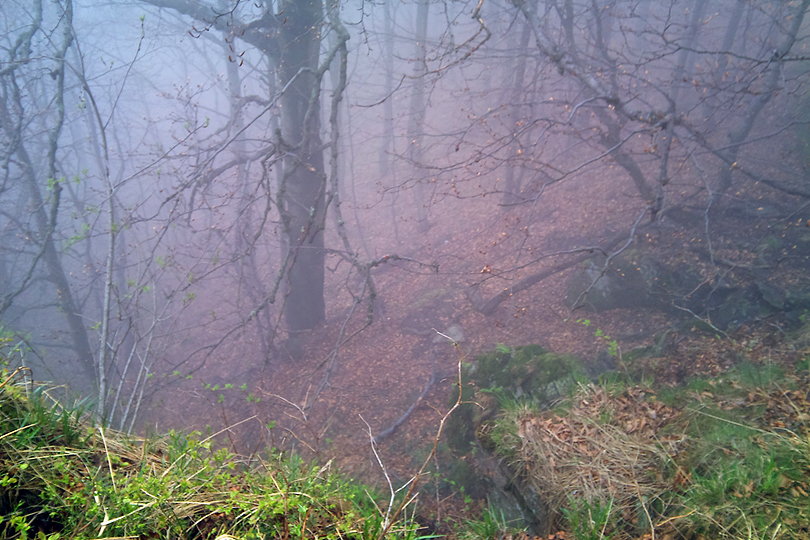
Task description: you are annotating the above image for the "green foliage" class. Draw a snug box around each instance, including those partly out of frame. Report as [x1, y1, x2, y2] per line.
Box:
[466, 344, 585, 403]
[731, 360, 784, 388]
[449, 332, 810, 540]
[201, 379, 263, 406]
[673, 410, 810, 539]
[0, 368, 424, 539]
[486, 398, 538, 462]
[445, 344, 585, 453]
[457, 504, 521, 539]
[576, 318, 619, 358]
[494, 343, 512, 355]
[632, 357, 809, 538]
[561, 496, 614, 540]
[0, 329, 29, 368]
[593, 369, 643, 396]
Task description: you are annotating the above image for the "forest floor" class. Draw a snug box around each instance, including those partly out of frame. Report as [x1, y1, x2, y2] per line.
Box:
[142, 172, 810, 537]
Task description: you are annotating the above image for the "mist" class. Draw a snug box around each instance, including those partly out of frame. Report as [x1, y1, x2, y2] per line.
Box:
[2, 0, 809, 533]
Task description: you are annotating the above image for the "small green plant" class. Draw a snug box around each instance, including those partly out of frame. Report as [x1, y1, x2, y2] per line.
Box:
[0, 367, 425, 539]
[675, 413, 810, 539]
[458, 504, 520, 539]
[0, 328, 30, 369]
[731, 360, 784, 388]
[561, 496, 615, 540]
[494, 343, 512, 355]
[486, 397, 538, 461]
[576, 319, 620, 358]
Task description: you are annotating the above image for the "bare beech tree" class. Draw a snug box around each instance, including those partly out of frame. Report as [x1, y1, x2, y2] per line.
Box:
[405, 0, 432, 231]
[413, 0, 810, 316]
[138, 0, 355, 338]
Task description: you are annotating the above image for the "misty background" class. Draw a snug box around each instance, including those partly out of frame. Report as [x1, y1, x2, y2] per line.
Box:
[1, 0, 809, 461]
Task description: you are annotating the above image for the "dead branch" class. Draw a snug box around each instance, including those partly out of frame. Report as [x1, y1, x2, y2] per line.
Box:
[373, 371, 437, 444]
[365, 341, 465, 540]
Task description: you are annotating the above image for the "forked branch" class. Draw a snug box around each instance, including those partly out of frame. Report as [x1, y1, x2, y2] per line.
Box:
[363, 337, 465, 539]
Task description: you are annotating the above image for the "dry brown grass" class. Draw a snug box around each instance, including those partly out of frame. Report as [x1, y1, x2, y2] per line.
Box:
[513, 384, 685, 524]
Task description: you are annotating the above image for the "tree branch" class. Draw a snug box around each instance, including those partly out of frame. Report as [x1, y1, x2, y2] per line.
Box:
[139, 0, 280, 57]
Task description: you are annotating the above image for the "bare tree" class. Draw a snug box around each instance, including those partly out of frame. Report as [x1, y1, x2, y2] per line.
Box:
[139, 0, 355, 339]
[0, 0, 96, 386]
[430, 0, 810, 316]
[1, 0, 243, 427]
[405, 0, 432, 231]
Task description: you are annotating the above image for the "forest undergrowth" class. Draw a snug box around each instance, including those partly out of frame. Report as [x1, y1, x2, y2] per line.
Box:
[2, 319, 810, 539]
[446, 319, 810, 539]
[0, 365, 435, 539]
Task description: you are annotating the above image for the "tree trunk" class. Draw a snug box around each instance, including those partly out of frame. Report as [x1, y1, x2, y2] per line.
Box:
[651, 0, 706, 219]
[16, 144, 97, 385]
[379, 0, 401, 243]
[277, 0, 327, 332]
[406, 0, 431, 231]
[139, 0, 330, 334]
[502, 20, 532, 206]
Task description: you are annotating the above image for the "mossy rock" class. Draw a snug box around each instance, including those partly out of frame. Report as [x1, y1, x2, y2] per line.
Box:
[446, 345, 586, 452]
[466, 344, 584, 400]
[442, 345, 580, 535]
[565, 250, 687, 311]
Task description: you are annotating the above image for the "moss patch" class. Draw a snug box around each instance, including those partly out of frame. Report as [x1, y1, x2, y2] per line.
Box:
[446, 344, 586, 453]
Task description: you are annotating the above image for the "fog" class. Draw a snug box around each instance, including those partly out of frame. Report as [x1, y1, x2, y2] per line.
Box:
[1, 0, 808, 484]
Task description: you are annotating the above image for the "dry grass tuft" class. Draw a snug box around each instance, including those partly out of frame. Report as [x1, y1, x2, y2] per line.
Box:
[514, 384, 685, 522]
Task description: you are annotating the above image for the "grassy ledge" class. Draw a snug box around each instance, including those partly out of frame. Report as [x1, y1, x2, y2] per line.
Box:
[449, 337, 810, 539]
[0, 368, 429, 540]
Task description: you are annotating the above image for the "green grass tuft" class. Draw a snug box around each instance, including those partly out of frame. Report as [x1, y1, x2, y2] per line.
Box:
[0, 368, 426, 539]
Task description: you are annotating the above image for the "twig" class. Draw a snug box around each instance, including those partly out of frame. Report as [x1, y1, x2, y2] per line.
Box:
[99, 425, 117, 492]
[0, 366, 32, 390]
[373, 371, 437, 444]
[360, 414, 397, 528]
[367, 344, 466, 540]
[670, 303, 729, 338]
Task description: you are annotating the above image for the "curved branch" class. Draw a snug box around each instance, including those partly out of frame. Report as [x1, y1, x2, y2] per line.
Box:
[139, 0, 280, 57]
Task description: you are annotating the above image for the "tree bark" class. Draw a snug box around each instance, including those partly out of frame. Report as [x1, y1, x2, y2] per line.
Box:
[501, 20, 532, 206]
[277, 0, 327, 332]
[406, 0, 431, 231]
[140, 0, 328, 333]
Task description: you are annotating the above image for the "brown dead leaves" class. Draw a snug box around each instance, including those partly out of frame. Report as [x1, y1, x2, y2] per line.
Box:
[515, 384, 684, 515]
